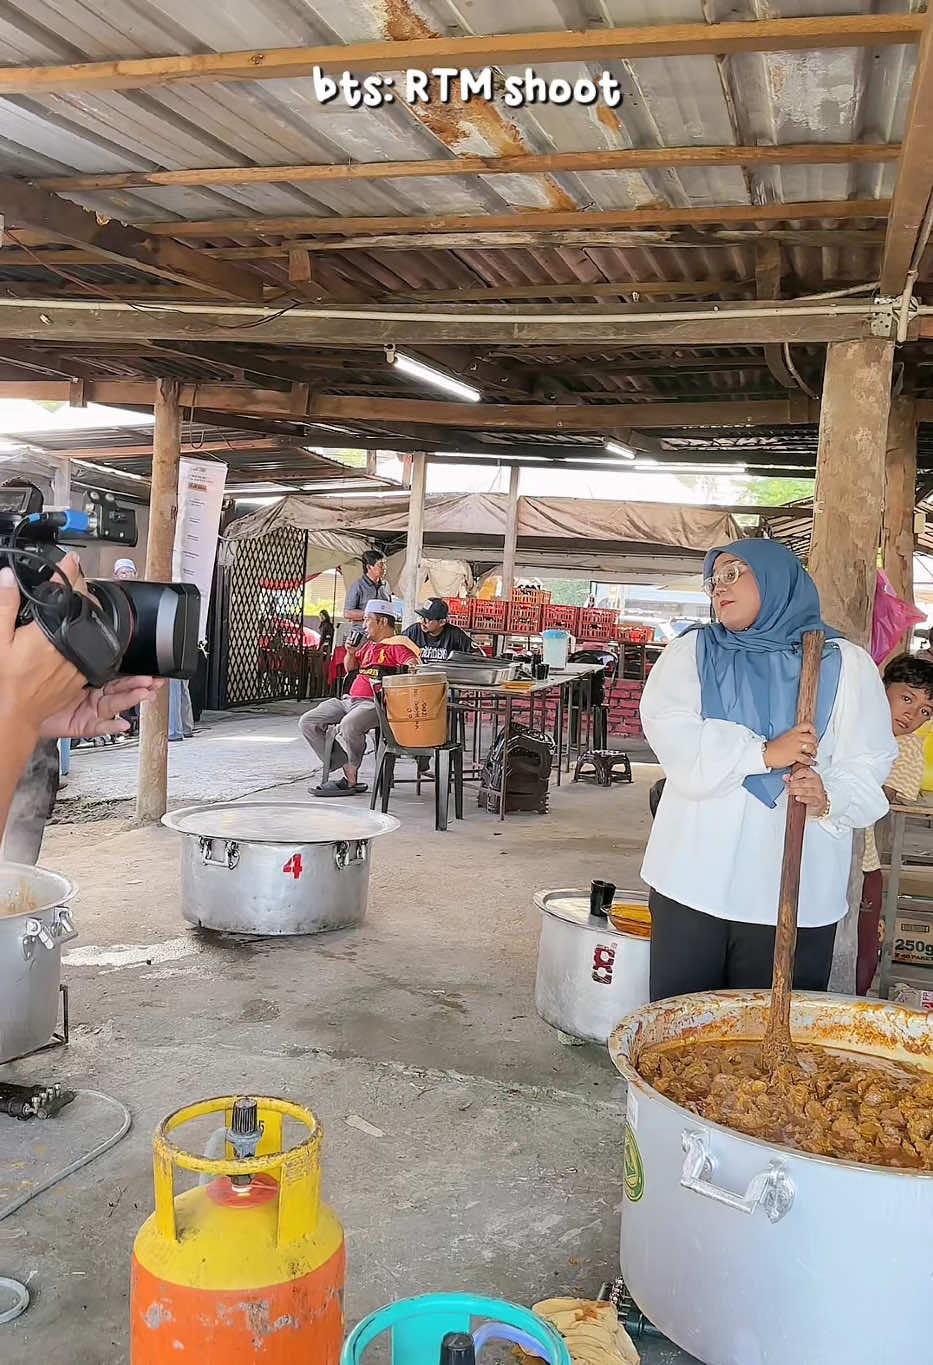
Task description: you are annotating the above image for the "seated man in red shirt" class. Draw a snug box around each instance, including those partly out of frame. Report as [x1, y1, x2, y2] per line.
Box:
[300, 600, 420, 797]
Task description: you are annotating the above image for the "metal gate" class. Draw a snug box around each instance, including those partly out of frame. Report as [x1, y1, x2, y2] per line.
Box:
[213, 526, 311, 708]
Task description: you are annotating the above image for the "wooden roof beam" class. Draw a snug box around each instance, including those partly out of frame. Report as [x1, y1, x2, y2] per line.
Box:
[0, 379, 815, 428]
[0, 14, 920, 95]
[387, 280, 753, 303]
[880, 12, 933, 295]
[0, 229, 887, 265]
[0, 177, 263, 303]
[138, 199, 888, 241]
[36, 143, 899, 194]
[0, 298, 883, 347]
[305, 395, 817, 431]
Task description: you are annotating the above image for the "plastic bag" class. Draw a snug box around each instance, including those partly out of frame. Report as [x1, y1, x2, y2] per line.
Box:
[871, 570, 924, 664]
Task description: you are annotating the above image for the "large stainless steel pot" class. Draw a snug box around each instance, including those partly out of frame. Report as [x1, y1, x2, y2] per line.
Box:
[609, 991, 933, 1365]
[162, 802, 399, 935]
[0, 862, 76, 1063]
[534, 889, 649, 1044]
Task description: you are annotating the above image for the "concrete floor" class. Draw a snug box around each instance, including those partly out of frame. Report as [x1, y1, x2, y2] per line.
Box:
[1, 705, 697, 1364]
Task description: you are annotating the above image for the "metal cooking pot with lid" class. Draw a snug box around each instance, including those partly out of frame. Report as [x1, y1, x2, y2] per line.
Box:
[609, 991, 933, 1365]
[534, 888, 650, 1044]
[0, 862, 76, 1063]
[161, 802, 399, 936]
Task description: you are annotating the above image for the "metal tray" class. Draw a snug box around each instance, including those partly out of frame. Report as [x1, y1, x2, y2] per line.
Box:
[420, 657, 521, 687]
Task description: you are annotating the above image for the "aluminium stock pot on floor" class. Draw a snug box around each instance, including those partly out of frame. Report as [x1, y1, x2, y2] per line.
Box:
[534, 888, 650, 1044]
[0, 861, 76, 1062]
[161, 802, 399, 935]
[609, 990, 933, 1365]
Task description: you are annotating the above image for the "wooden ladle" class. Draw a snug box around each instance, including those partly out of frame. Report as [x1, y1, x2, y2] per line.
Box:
[760, 629, 826, 1069]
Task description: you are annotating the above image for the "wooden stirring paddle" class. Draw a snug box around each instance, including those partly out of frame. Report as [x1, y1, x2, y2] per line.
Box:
[760, 629, 826, 1069]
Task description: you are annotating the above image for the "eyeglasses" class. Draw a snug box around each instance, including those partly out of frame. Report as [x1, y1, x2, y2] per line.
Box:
[702, 561, 748, 598]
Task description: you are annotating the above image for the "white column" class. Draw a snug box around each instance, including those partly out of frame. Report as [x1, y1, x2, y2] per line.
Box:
[402, 453, 428, 627]
[501, 465, 521, 597]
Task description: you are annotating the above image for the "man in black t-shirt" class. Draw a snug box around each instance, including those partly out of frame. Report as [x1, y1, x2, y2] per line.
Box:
[403, 597, 481, 661]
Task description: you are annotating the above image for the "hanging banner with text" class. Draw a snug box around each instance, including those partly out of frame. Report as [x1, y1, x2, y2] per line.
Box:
[172, 457, 227, 642]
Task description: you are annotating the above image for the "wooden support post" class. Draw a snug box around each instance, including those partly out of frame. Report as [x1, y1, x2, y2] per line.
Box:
[809, 338, 895, 645]
[501, 466, 521, 598]
[809, 338, 894, 996]
[402, 454, 427, 628]
[136, 378, 181, 824]
[883, 396, 918, 616]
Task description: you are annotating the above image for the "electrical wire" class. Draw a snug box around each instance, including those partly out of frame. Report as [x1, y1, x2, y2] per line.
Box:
[0, 1090, 131, 1227]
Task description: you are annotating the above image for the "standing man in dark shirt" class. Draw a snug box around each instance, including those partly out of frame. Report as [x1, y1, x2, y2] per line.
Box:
[403, 598, 481, 660]
[344, 551, 391, 643]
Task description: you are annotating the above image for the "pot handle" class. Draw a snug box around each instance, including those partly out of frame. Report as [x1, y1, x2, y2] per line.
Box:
[54, 908, 78, 945]
[334, 840, 369, 871]
[680, 1130, 795, 1224]
[199, 837, 240, 870]
[22, 918, 56, 956]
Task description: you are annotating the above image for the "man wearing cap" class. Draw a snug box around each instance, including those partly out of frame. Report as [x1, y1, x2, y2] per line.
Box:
[403, 598, 481, 662]
[299, 600, 420, 797]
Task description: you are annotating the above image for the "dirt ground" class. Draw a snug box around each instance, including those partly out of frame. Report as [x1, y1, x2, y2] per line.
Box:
[0, 705, 696, 1364]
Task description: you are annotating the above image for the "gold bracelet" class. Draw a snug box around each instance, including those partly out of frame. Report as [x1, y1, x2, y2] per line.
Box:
[818, 792, 832, 820]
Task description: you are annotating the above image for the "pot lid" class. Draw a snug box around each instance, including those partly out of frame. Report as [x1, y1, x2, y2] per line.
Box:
[0, 861, 75, 918]
[162, 802, 400, 844]
[534, 888, 650, 936]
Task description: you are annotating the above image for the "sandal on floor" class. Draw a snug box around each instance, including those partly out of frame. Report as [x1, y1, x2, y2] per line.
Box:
[311, 778, 368, 797]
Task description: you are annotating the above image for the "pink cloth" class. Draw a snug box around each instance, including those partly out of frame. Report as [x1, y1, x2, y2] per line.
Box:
[871, 570, 924, 664]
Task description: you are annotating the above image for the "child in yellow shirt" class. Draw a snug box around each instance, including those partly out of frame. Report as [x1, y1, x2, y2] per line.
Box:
[858, 654, 933, 994]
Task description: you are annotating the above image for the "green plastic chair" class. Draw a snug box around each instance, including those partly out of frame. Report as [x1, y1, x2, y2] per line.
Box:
[341, 1292, 572, 1365]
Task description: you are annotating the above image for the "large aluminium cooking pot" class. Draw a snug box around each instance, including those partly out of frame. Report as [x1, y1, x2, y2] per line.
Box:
[534, 889, 649, 1044]
[0, 862, 76, 1063]
[609, 990, 933, 1365]
[162, 802, 399, 935]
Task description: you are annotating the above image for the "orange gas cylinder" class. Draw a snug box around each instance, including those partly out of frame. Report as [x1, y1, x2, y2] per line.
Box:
[130, 1094, 345, 1364]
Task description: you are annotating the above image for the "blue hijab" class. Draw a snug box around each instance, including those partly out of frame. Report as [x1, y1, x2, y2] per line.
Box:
[691, 540, 841, 807]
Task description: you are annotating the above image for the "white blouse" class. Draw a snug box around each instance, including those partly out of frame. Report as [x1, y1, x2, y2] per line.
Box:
[640, 632, 897, 928]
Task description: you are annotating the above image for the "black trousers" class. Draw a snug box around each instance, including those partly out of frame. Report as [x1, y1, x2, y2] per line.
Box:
[648, 889, 837, 1002]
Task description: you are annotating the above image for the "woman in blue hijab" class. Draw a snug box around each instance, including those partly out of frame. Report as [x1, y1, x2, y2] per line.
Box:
[640, 539, 896, 1000]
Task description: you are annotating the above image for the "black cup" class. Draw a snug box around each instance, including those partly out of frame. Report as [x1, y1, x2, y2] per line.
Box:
[590, 879, 615, 918]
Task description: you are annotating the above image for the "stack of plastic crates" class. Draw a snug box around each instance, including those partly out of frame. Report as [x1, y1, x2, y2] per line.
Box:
[577, 607, 618, 642]
[444, 597, 474, 628]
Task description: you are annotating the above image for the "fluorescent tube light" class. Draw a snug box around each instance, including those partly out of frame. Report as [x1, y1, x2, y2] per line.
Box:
[604, 440, 636, 460]
[388, 350, 482, 402]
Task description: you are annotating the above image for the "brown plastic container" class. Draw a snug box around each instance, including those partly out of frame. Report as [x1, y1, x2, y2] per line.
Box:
[382, 672, 449, 747]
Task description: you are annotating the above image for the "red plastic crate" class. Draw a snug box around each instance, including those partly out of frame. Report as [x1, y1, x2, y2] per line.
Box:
[577, 607, 618, 641]
[507, 601, 543, 634]
[616, 622, 653, 644]
[543, 604, 580, 634]
[445, 597, 474, 628]
[472, 597, 508, 632]
[510, 586, 551, 605]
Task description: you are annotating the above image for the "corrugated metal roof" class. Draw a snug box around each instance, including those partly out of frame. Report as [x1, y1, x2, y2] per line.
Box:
[0, 1, 913, 234]
[0, 0, 925, 468]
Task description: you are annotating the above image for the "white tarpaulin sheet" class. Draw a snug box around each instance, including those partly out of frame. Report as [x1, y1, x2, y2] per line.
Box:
[225, 493, 740, 555]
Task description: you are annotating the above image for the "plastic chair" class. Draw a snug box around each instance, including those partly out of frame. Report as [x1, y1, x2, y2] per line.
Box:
[341, 1292, 572, 1365]
[370, 694, 464, 831]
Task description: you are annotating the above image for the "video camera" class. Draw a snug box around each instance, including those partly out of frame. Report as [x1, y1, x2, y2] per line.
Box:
[0, 482, 200, 688]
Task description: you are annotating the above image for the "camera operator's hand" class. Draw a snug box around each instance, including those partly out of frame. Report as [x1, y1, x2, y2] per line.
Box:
[0, 555, 88, 736]
[40, 674, 165, 739]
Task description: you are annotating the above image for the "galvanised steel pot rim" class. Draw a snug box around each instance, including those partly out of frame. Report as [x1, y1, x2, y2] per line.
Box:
[534, 886, 650, 938]
[0, 861, 76, 917]
[162, 800, 399, 845]
[609, 988, 933, 1180]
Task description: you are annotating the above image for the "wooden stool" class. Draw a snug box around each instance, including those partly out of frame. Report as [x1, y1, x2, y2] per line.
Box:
[572, 749, 633, 787]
